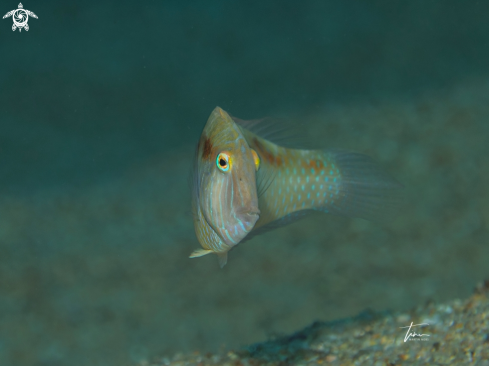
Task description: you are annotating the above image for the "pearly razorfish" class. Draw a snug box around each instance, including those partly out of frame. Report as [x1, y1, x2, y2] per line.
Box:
[191, 107, 403, 267]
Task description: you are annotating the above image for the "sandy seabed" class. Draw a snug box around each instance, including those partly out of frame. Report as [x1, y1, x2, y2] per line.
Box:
[149, 281, 489, 365]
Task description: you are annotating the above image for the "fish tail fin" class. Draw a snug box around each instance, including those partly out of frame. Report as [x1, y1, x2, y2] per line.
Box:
[189, 249, 213, 258]
[217, 253, 228, 268]
[322, 150, 404, 222]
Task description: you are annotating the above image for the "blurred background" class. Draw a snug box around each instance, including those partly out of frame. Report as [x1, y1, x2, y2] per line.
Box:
[1, 0, 489, 365]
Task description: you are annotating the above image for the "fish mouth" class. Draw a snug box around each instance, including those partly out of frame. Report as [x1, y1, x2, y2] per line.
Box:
[239, 209, 260, 230]
[237, 207, 260, 217]
[216, 208, 260, 246]
[241, 209, 260, 224]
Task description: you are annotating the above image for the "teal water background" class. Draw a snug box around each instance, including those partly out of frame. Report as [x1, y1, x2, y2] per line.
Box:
[1, 1, 488, 365]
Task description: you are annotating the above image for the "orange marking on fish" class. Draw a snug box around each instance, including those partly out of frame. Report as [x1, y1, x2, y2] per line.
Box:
[302, 159, 323, 170]
[202, 135, 213, 161]
[275, 155, 282, 166]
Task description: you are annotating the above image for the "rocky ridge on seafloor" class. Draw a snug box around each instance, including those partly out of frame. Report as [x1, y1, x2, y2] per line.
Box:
[139, 281, 489, 366]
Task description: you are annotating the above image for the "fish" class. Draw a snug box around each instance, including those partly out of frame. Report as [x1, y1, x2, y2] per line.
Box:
[190, 107, 403, 267]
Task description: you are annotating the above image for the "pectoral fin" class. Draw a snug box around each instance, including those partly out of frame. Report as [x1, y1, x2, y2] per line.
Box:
[189, 249, 228, 268]
[189, 249, 213, 258]
[217, 253, 228, 268]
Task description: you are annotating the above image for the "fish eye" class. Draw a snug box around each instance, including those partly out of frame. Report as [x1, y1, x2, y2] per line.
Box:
[216, 152, 231, 172]
[251, 149, 260, 171]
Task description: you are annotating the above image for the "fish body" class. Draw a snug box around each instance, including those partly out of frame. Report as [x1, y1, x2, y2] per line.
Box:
[242, 131, 341, 231]
[191, 107, 403, 267]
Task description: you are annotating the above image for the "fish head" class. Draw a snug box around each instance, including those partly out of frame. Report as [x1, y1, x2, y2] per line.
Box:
[194, 107, 260, 250]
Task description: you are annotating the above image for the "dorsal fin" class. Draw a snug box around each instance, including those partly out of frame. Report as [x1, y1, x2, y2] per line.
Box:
[231, 115, 306, 149]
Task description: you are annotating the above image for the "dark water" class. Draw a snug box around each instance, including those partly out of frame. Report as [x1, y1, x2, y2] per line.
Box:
[1, 1, 488, 365]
